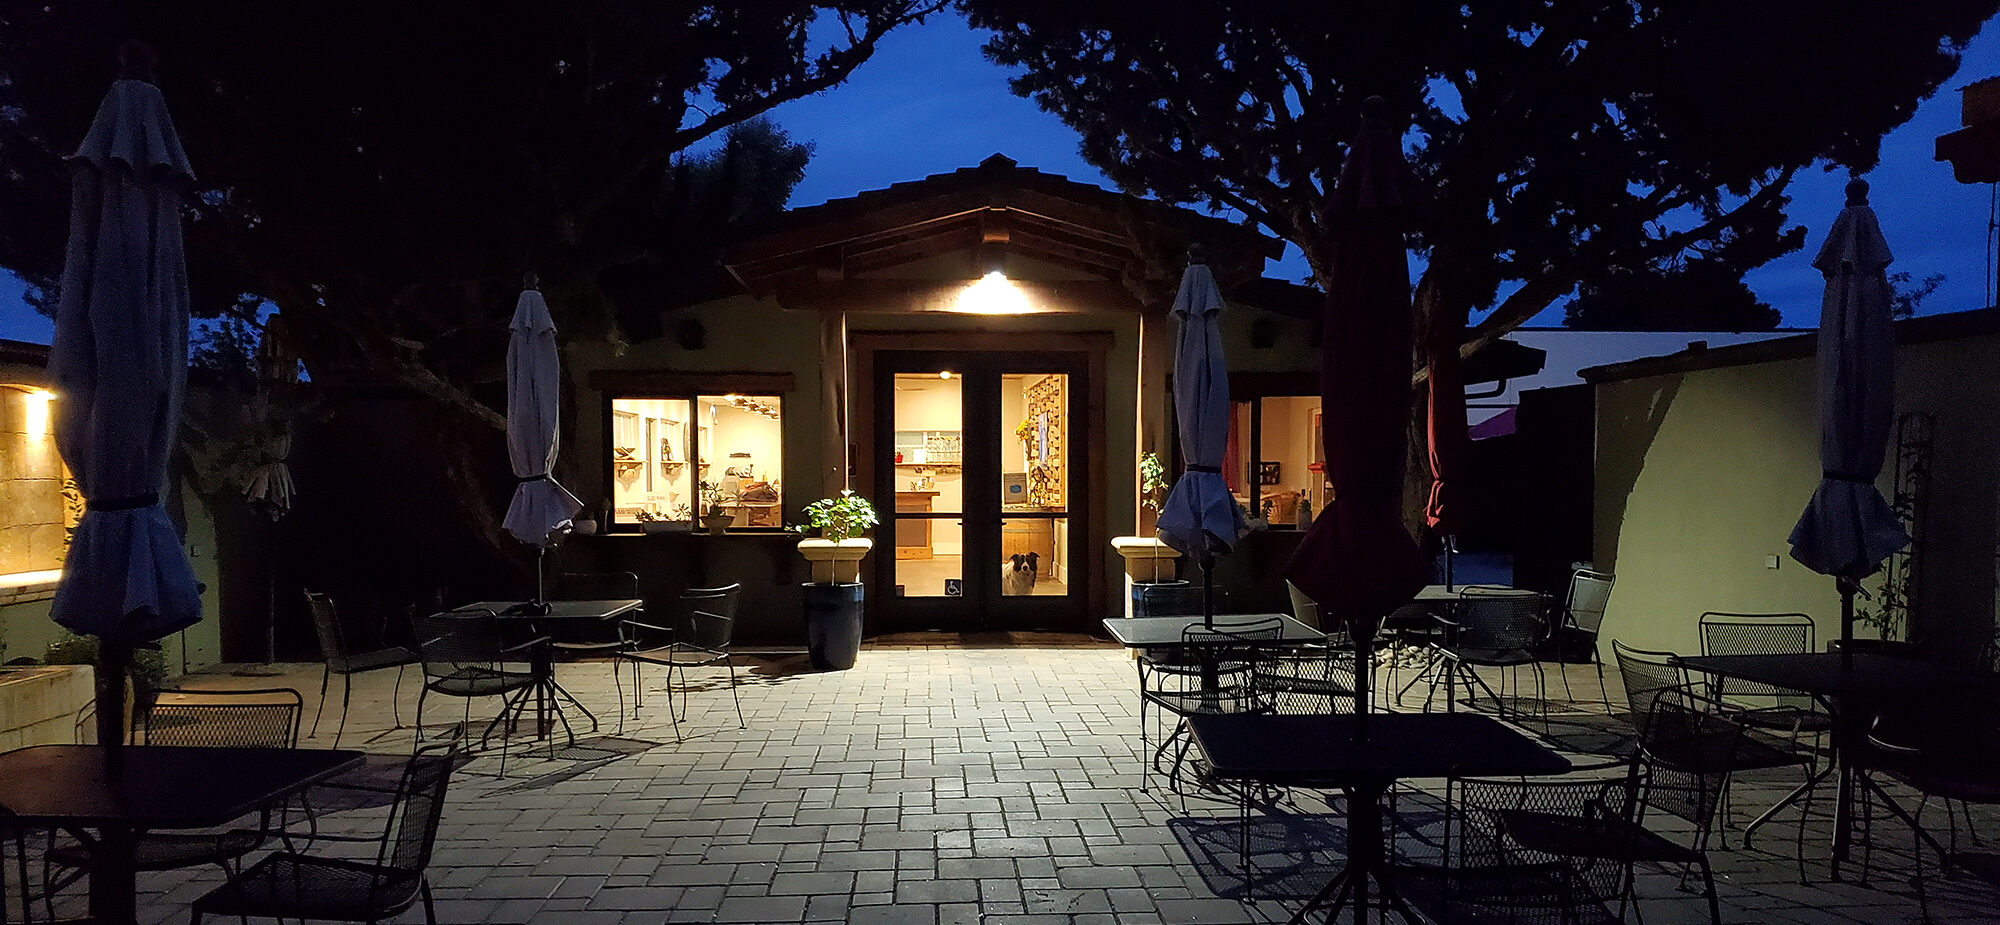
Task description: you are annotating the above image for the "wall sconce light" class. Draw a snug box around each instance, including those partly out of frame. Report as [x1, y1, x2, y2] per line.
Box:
[953, 271, 1033, 315]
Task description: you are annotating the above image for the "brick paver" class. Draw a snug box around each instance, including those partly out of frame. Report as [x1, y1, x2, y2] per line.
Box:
[60, 637, 2000, 923]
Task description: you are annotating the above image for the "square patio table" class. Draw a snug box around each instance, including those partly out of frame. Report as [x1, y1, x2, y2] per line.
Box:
[1190, 712, 1571, 923]
[1102, 613, 1325, 648]
[0, 744, 363, 925]
[1675, 651, 2000, 878]
[456, 599, 642, 746]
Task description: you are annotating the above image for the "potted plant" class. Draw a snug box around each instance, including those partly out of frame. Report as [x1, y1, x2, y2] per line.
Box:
[1116, 452, 1185, 616]
[795, 489, 879, 670]
[636, 509, 679, 534]
[699, 480, 733, 536]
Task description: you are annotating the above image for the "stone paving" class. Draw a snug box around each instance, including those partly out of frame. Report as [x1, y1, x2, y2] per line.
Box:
[60, 635, 2000, 923]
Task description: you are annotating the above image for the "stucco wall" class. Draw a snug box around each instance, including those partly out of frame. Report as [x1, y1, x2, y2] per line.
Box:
[1593, 327, 2000, 663]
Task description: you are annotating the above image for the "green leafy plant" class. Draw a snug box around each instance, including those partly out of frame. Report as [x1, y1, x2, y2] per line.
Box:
[44, 633, 167, 688]
[796, 490, 879, 543]
[1138, 452, 1169, 513]
[699, 480, 728, 516]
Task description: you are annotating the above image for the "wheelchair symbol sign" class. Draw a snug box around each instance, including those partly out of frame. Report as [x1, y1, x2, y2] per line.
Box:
[943, 579, 963, 597]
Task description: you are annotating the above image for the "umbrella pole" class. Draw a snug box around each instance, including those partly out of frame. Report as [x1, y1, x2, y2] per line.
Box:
[1444, 535, 1455, 591]
[1840, 579, 1855, 671]
[1201, 555, 1215, 628]
[96, 639, 131, 756]
[536, 546, 547, 605]
[1354, 626, 1371, 741]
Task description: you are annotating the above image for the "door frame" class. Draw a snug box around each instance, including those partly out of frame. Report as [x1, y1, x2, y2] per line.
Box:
[852, 331, 1111, 634]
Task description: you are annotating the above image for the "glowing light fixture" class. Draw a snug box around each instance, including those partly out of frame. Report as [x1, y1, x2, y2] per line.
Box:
[14, 387, 55, 436]
[953, 271, 1033, 315]
[939, 370, 953, 380]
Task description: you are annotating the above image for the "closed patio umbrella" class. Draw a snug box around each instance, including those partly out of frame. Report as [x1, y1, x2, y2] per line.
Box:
[1788, 179, 1909, 660]
[502, 276, 582, 602]
[1285, 96, 1431, 717]
[47, 46, 203, 748]
[1155, 246, 1248, 625]
[239, 313, 298, 672]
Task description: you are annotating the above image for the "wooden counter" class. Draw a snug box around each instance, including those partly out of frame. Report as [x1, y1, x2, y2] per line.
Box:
[895, 490, 940, 560]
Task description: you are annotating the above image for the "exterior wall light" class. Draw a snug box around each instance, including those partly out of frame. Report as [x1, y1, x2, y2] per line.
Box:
[953, 271, 1034, 315]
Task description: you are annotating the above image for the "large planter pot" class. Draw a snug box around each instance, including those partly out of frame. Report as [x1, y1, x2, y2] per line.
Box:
[797, 537, 874, 584]
[703, 512, 733, 536]
[803, 582, 865, 670]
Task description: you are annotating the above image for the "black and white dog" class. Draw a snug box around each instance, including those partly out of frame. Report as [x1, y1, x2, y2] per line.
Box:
[1001, 552, 1039, 595]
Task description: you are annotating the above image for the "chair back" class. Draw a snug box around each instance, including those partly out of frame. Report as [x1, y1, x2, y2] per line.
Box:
[141, 688, 303, 748]
[377, 730, 463, 877]
[1698, 611, 1815, 706]
[1565, 570, 1614, 636]
[672, 583, 742, 652]
[1633, 689, 1744, 836]
[1450, 763, 1634, 910]
[411, 610, 511, 681]
[1452, 586, 1543, 653]
[554, 571, 640, 601]
[1141, 583, 1228, 619]
[1610, 640, 1685, 723]
[1183, 617, 1283, 669]
[304, 590, 352, 660]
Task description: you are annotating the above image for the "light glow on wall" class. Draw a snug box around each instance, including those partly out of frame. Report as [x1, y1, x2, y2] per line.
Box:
[953, 271, 1034, 315]
[24, 388, 54, 436]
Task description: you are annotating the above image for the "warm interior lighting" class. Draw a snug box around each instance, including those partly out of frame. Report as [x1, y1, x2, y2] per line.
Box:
[953, 271, 1033, 315]
[939, 370, 953, 380]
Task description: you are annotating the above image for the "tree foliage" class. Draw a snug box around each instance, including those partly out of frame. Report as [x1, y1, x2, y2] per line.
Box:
[0, 0, 940, 550]
[962, 1, 1996, 349]
[1564, 258, 1781, 331]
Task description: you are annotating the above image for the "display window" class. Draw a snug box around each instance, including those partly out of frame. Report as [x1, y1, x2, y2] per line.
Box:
[608, 394, 783, 530]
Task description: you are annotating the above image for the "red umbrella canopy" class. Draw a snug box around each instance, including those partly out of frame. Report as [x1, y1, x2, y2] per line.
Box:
[1285, 97, 1430, 640]
[1425, 302, 1468, 535]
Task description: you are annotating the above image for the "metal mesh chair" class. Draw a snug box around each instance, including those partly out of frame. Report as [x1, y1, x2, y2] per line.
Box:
[1251, 645, 1357, 714]
[1611, 640, 1686, 724]
[1141, 617, 1282, 794]
[1427, 586, 1546, 722]
[1416, 761, 1634, 925]
[1613, 640, 1816, 862]
[47, 689, 306, 896]
[1696, 612, 1831, 740]
[304, 591, 417, 747]
[411, 610, 541, 767]
[1552, 569, 1615, 710]
[620, 584, 743, 740]
[188, 731, 462, 925]
[549, 571, 640, 658]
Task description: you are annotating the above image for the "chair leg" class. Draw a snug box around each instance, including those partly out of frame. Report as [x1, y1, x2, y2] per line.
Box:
[1697, 857, 1722, 925]
[309, 664, 332, 738]
[333, 673, 354, 749]
[614, 656, 627, 736]
[422, 879, 437, 925]
[390, 665, 407, 728]
[727, 655, 745, 729]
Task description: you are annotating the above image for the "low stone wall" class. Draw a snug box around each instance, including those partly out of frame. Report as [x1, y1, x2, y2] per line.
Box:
[0, 664, 95, 748]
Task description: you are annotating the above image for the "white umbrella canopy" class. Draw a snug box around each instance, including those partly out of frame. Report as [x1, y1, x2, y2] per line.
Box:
[48, 67, 202, 645]
[1155, 249, 1248, 569]
[1788, 179, 1910, 648]
[502, 283, 581, 548]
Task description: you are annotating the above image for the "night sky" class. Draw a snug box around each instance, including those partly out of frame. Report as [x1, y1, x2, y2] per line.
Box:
[4, 11, 1998, 344]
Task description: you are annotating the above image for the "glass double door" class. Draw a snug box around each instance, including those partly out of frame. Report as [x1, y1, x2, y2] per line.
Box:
[876, 351, 1083, 632]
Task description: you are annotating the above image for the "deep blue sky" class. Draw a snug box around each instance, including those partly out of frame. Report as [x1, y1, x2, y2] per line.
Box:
[5, 11, 1998, 344]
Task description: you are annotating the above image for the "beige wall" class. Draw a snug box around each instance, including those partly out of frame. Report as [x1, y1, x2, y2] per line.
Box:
[1593, 328, 2000, 663]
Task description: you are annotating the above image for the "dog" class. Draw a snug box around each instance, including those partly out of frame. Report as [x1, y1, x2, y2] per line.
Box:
[1001, 552, 1039, 595]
